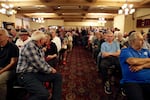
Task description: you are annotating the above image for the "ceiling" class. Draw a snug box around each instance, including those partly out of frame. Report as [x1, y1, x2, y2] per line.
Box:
[0, 0, 150, 22]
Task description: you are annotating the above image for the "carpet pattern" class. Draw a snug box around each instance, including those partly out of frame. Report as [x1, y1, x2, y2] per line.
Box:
[57, 46, 127, 100]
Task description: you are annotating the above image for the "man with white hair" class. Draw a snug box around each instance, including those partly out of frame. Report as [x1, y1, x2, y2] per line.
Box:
[120, 32, 150, 100]
[16, 31, 62, 100]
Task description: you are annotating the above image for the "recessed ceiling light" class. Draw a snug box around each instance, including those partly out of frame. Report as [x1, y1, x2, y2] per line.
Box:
[57, 6, 61, 9]
[17, 7, 21, 10]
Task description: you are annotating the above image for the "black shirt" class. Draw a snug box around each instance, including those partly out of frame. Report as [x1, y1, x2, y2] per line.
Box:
[0, 41, 19, 69]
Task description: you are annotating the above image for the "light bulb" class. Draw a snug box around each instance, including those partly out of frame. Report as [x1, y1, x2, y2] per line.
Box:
[129, 4, 133, 8]
[118, 9, 123, 14]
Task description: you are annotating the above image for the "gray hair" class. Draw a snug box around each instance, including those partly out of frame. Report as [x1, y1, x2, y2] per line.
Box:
[0, 28, 9, 37]
[31, 31, 45, 41]
[128, 32, 142, 45]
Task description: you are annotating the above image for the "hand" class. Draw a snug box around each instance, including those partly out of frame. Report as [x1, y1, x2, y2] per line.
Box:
[42, 47, 47, 52]
[46, 55, 53, 61]
[0, 69, 4, 74]
[47, 55, 54, 59]
[51, 67, 57, 73]
[129, 65, 143, 72]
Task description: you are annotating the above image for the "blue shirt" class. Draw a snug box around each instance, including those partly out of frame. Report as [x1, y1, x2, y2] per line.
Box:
[101, 41, 120, 57]
[119, 47, 150, 83]
[16, 40, 52, 74]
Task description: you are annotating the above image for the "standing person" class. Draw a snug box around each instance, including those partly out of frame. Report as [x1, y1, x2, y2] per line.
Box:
[0, 28, 19, 100]
[67, 31, 73, 52]
[119, 32, 150, 100]
[59, 35, 68, 65]
[16, 31, 62, 100]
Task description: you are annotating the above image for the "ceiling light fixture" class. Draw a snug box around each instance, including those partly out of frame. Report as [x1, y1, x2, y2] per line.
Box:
[32, 18, 45, 23]
[118, 0, 135, 15]
[0, 0, 17, 16]
[98, 17, 106, 26]
[98, 17, 106, 23]
[57, 6, 61, 9]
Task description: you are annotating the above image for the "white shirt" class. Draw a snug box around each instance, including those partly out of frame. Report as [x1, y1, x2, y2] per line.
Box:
[15, 37, 31, 51]
[52, 36, 61, 52]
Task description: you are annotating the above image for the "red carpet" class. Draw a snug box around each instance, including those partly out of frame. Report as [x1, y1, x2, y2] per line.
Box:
[57, 46, 127, 100]
[57, 46, 116, 100]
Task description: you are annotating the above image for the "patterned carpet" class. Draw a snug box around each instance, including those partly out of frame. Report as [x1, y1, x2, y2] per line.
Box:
[57, 46, 127, 100]
[11, 45, 127, 100]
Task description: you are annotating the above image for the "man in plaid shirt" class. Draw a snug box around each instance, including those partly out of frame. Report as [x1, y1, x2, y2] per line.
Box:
[16, 31, 62, 100]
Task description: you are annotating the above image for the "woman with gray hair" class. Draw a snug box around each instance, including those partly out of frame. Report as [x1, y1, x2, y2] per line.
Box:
[16, 31, 62, 100]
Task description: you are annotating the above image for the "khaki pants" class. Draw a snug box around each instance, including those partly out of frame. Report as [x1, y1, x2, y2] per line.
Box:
[0, 71, 11, 100]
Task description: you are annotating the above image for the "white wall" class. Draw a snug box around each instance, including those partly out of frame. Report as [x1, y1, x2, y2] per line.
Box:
[135, 8, 150, 18]
[114, 15, 125, 34]
[30, 19, 64, 29]
[23, 18, 30, 28]
[15, 18, 22, 27]
[124, 15, 134, 34]
[134, 8, 150, 33]
[0, 14, 15, 27]
[29, 19, 113, 30]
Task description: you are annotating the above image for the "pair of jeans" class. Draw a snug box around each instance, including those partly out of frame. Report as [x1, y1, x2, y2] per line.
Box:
[17, 72, 62, 100]
[124, 82, 150, 100]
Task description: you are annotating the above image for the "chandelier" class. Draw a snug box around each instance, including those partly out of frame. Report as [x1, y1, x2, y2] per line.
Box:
[0, 0, 17, 16]
[98, 17, 106, 23]
[118, 0, 135, 15]
[32, 18, 45, 23]
[98, 17, 106, 26]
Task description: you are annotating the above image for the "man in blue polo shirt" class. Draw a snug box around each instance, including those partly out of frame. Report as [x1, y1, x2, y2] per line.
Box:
[120, 32, 150, 100]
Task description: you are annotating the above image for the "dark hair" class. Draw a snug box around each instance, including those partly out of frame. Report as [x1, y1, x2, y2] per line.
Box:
[20, 29, 28, 33]
[148, 29, 150, 33]
[128, 30, 136, 36]
[147, 32, 150, 44]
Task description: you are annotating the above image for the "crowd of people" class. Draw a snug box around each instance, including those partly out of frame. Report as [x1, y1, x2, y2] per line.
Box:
[88, 28, 150, 100]
[0, 26, 75, 100]
[0, 25, 150, 100]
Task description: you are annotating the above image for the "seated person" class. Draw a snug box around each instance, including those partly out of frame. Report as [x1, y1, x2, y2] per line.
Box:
[43, 33, 58, 68]
[119, 32, 150, 100]
[15, 29, 31, 51]
[16, 31, 62, 100]
[100, 30, 121, 94]
[92, 31, 104, 63]
[0, 28, 19, 100]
